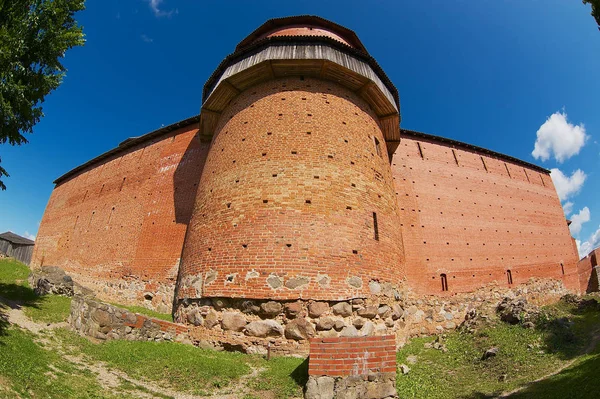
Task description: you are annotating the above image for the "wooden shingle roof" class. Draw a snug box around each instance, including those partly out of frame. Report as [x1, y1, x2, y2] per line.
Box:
[0, 231, 35, 245]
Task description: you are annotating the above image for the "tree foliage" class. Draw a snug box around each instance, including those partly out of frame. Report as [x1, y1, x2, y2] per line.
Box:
[583, 0, 600, 30]
[0, 0, 85, 190]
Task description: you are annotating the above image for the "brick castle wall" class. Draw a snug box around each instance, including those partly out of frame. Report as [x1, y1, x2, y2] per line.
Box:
[308, 335, 396, 377]
[392, 136, 580, 294]
[31, 125, 209, 311]
[31, 112, 582, 312]
[177, 77, 405, 302]
[577, 249, 599, 293]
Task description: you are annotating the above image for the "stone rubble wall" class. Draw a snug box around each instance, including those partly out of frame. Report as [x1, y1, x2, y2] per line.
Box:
[69, 294, 188, 342]
[172, 277, 569, 354]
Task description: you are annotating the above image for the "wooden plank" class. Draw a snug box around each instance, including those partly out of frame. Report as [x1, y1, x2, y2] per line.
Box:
[321, 62, 366, 90]
[227, 62, 273, 91]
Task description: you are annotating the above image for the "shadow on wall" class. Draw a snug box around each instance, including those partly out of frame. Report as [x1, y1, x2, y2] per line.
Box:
[171, 130, 209, 305]
[586, 252, 598, 293]
[172, 130, 208, 225]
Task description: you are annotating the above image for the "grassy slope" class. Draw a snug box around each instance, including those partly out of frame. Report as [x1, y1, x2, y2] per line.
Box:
[3, 258, 600, 398]
[0, 258, 305, 398]
[396, 298, 600, 399]
[0, 258, 72, 323]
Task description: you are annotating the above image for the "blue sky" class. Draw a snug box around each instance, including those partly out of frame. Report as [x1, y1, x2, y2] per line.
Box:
[1, 0, 599, 257]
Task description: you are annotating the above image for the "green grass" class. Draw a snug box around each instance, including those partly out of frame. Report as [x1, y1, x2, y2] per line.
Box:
[0, 327, 138, 399]
[0, 258, 37, 302]
[509, 347, 600, 398]
[396, 298, 600, 399]
[0, 258, 72, 323]
[4, 258, 600, 399]
[0, 258, 307, 397]
[56, 328, 253, 395]
[248, 356, 307, 399]
[23, 295, 72, 323]
[109, 302, 173, 322]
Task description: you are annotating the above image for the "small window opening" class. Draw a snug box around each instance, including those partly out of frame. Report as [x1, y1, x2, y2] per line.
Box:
[523, 168, 530, 182]
[507, 270, 513, 285]
[119, 177, 126, 191]
[540, 174, 546, 187]
[504, 163, 512, 178]
[560, 262, 565, 275]
[374, 137, 382, 157]
[417, 142, 424, 159]
[440, 274, 448, 292]
[480, 156, 488, 172]
[452, 149, 459, 166]
[373, 212, 379, 241]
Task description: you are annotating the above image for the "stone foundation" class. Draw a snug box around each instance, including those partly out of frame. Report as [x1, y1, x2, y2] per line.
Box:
[173, 278, 569, 354]
[68, 277, 570, 356]
[70, 294, 188, 342]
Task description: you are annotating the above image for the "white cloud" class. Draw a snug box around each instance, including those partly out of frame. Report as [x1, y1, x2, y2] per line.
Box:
[146, 0, 177, 18]
[577, 225, 600, 258]
[141, 34, 153, 43]
[532, 111, 587, 163]
[23, 231, 36, 241]
[569, 207, 590, 236]
[550, 168, 586, 201]
[562, 201, 574, 216]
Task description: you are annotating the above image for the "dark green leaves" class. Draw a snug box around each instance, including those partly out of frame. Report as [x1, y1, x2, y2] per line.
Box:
[0, 0, 85, 189]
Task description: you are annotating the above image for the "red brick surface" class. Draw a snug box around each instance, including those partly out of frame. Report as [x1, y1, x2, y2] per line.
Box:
[392, 136, 580, 294]
[31, 125, 210, 306]
[178, 77, 405, 301]
[577, 249, 599, 293]
[309, 335, 396, 377]
[261, 26, 353, 47]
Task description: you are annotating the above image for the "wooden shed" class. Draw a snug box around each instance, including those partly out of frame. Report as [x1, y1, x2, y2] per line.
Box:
[0, 231, 35, 265]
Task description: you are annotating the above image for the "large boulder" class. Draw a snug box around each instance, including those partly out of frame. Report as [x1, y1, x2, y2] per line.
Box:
[497, 297, 539, 325]
[260, 301, 283, 318]
[221, 312, 247, 332]
[245, 320, 284, 337]
[308, 302, 329, 318]
[285, 301, 303, 318]
[284, 318, 316, 340]
[357, 306, 378, 319]
[332, 302, 352, 317]
[29, 266, 75, 296]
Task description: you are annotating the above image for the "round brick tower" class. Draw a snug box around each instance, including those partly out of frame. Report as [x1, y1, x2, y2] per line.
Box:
[175, 16, 405, 333]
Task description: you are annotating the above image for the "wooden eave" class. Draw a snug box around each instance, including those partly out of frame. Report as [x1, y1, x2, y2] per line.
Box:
[200, 41, 401, 143]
